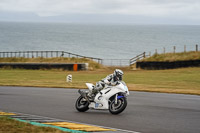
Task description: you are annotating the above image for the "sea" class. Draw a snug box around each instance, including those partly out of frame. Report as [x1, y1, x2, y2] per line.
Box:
[0, 22, 200, 65]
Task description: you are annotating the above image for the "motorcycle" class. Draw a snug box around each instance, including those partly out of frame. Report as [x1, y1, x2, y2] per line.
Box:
[75, 81, 129, 115]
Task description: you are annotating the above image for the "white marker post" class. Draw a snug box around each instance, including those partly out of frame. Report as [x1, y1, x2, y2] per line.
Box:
[66, 74, 72, 82]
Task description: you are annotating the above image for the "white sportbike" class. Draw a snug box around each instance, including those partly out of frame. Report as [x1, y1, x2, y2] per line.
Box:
[75, 81, 129, 115]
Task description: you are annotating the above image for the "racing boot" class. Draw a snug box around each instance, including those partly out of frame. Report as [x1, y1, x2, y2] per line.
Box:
[87, 87, 98, 101]
[87, 92, 96, 101]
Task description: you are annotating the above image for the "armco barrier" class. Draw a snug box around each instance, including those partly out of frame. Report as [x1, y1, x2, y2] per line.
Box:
[136, 60, 200, 70]
[0, 63, 88, 71]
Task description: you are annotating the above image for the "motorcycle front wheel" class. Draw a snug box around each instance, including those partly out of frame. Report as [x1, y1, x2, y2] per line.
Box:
[75, 96, 89, 112]
[109, 97, 127, 115]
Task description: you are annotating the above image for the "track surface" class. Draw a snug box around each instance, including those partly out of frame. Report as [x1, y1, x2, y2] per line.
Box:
[0, 86, 200, 133]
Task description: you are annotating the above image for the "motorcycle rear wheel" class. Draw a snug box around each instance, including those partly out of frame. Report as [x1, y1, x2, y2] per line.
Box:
[75, 96, 89, 112]
[109, 97, 127, 115]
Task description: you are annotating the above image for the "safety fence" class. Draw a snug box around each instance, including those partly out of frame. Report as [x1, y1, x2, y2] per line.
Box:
[152, 44, 199, 56]
[0, 51, 103, 64]
[129, 52, 146, 65]
[0, 51, 146, 66]
[102, 59, 130, 66]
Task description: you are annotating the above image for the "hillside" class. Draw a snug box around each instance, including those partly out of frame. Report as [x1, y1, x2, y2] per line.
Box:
[142, 51, 200, 62]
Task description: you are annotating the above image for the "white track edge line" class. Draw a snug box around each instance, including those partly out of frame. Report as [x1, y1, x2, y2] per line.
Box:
[9, 111, 140, 133]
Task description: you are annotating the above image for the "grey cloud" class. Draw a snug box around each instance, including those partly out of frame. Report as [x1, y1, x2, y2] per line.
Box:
[0, 0, 199, 14]
[0, 0, 200, 24]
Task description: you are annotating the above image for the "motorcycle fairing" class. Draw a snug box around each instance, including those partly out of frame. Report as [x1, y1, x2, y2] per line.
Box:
[89, 83, 128, 110]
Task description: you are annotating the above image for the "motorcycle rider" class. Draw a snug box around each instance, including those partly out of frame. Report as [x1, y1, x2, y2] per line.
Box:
[88, 69, 124, 98]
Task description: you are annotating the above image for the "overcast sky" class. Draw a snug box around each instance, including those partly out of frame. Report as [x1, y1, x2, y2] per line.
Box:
[0, 0, 200, 24]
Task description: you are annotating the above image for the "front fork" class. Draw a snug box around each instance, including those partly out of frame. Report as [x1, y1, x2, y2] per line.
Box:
[115, 93, 125, 104]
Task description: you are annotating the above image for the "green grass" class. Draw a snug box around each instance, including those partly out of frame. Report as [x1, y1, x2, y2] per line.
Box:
[0, 68, 200, 95]
[0, 116, 68, 133]
[142, 51, 200, 62]
[124, 68, 200, 95]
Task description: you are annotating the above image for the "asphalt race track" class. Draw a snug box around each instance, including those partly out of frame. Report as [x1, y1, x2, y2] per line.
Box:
[0, 86, 200, 133]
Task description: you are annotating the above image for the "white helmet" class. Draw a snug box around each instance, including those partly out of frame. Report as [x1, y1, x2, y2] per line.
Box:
[114, 69, 123, 80]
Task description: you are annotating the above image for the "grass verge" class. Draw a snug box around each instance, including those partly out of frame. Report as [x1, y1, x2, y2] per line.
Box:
[0, 116, 68, 133]
[0, 67, 200, 95]
[142, 51, 200, 62]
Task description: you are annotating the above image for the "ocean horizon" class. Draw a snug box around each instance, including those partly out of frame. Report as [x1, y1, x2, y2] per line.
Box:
[0, 21, 200, 60]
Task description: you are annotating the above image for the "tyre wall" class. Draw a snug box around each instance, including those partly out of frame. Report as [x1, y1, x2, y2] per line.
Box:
[136, 60, 200, 70]
[0, 63, 88, 71]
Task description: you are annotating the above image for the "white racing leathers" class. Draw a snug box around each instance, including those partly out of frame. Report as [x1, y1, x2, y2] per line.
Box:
[93, 74, 119, 94]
